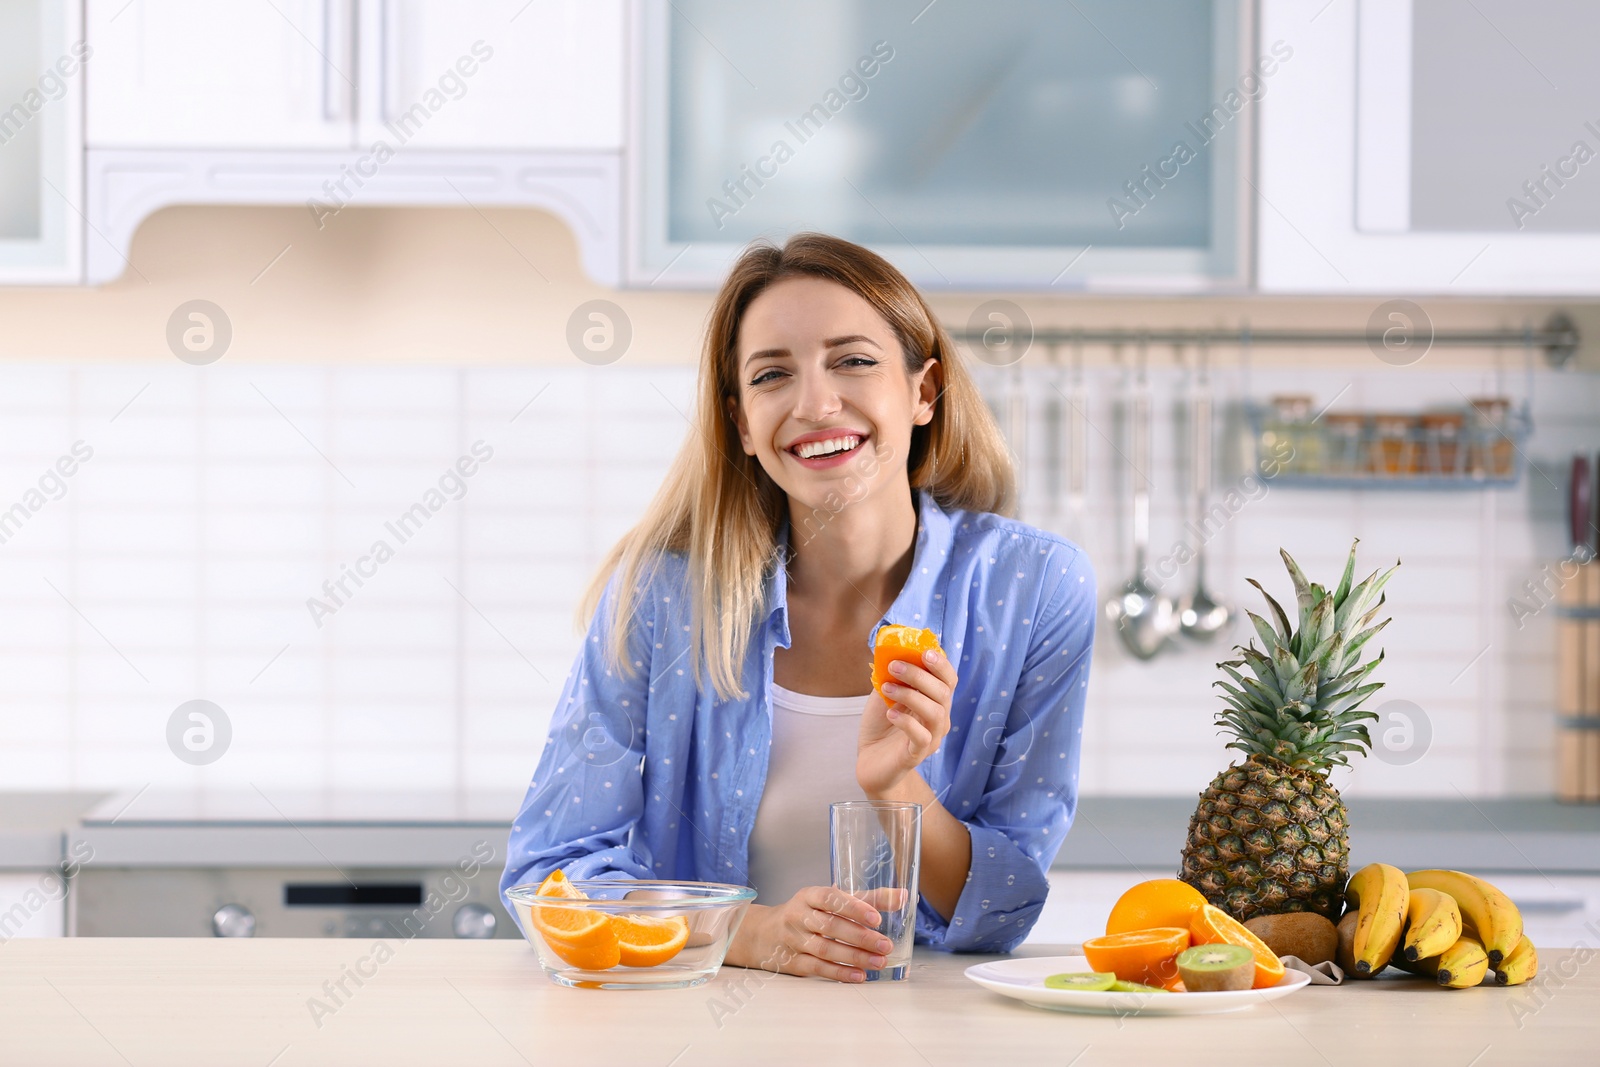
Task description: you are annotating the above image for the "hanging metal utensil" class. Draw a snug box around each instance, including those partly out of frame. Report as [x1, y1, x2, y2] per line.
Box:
[1009, 360, 1029, 519]
[1040, 342, 1063, 522]
[1064, 332, 1088, 540]
[1180, 337, 1233, 640]
[1105, 335, 1176, 659]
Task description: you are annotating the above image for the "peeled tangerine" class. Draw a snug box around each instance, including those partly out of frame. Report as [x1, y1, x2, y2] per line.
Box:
[872, 626, 942, 701]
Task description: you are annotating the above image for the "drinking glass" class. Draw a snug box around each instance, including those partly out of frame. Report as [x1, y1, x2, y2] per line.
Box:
[830, 800, 922, 981]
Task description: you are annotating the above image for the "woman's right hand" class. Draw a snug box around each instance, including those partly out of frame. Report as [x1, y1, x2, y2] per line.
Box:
[727, 886, 897, 983]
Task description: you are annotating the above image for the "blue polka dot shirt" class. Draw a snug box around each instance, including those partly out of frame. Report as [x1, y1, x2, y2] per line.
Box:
[501, 487, 1097, 953]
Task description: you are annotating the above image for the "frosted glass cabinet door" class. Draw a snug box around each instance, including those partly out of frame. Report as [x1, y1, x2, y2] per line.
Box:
[632, 0, 1253, 290]
[0, 0, 82, 283]
[86, 0, 355, 149]
[355, 0, 624, 150]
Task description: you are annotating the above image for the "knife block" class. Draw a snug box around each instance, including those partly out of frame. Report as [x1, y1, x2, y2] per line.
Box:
[1557, 559, 1600, 802]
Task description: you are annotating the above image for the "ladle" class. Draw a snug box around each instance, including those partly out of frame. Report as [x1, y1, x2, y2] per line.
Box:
[1181, 340, 1233, 640]
[1105, 343, 1176, 659]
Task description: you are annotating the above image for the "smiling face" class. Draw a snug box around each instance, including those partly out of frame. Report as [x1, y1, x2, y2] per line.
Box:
[728, 275, 939, 514]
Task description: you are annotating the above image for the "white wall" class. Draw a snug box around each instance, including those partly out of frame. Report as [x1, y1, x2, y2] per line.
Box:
[0, 354, 1593, 799]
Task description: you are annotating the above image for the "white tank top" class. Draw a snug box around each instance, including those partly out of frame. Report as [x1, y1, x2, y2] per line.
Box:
[745, 681, 869, 905]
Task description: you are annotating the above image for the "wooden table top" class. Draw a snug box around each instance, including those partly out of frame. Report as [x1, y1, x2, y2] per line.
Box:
[0, 937, 1588, 1066]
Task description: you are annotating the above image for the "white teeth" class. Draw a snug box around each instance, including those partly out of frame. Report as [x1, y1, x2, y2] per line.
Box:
[794, 435, 861, 459]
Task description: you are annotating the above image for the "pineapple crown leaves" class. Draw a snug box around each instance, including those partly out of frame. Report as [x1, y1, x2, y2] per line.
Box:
[1212, 539, 1399, 774]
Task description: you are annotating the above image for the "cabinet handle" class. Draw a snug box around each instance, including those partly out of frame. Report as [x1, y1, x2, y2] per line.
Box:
[322, 0, 355, 123]
[378, 0, 396, 125]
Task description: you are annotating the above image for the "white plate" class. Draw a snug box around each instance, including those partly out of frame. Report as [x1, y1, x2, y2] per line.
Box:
[964, 955, 1312, 1016]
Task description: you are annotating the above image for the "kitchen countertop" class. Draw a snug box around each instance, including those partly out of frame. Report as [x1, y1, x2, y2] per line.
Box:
[63, 789, 524, 869]
[1059, 796, 1600, 873]
[5, 791, 1599, 872]
[0, 938, 1584, 1066]
[0, 792, 107, 870]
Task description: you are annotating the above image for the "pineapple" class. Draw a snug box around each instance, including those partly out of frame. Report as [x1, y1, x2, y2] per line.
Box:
[1179, 540, 1398, 922]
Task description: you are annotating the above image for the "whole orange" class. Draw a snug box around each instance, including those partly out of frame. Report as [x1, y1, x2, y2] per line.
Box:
[1105, 879, 1208, 935]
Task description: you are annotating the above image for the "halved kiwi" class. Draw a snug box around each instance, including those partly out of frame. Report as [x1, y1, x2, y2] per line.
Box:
[1177, 944, 1256, 992]
[1109, 979, 1169, 993]
[1043, 971, 1116, 992]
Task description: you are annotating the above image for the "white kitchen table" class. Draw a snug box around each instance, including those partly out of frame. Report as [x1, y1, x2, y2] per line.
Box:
[0, 938, 1588, 1065]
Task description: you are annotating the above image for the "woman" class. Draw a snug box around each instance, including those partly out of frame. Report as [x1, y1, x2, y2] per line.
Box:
[502, 234, 1095, 982]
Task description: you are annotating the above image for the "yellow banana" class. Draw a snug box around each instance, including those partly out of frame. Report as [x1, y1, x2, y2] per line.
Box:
[1405, 869, 1523, 965]
[1492, 934, 1538, 986]
[1335, 911, 1374, 978]
[1433, 934, 1490, 988]
[1391, 933, 1489, 987]
[1400, 888, 1462, 962]
[1344, 862, 1408, 975]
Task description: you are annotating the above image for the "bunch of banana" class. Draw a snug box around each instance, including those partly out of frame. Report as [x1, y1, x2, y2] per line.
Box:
[1335, 864, 1536, 988]
[1391, 933, 1490, 987]
[1405, 870, 1524, 966]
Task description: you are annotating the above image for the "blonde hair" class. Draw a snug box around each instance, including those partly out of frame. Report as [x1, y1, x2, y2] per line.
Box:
[578, 233, 1016, 701]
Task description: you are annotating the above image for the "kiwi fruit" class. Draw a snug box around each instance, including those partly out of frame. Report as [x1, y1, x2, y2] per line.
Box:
[1243, 911, 1339, 966]
[1176, 944, 1256, 992]
[1335, 911, 1375, 978]
[1109, 979, 1168, 993]
[1044, 971, 1116, 992]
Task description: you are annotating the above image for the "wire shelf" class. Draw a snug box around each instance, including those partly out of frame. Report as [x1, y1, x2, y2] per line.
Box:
[1249, 403, 1532, 491]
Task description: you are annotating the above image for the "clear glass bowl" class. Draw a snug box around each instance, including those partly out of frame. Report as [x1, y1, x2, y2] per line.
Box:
[505, 879, 758, 990]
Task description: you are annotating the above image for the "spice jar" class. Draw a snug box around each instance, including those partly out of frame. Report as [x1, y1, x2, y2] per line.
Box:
[1323, 413, 1366, 477]
[1419, 412, 1465, 476]
[1266, 395, 1319, 474]
[1467, 397, 1514, 479]
[1371, 415, 1416, 477]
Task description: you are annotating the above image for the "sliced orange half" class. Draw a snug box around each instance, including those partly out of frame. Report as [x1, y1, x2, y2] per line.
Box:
[1081, 927, 1191, 991]
[614, 914, 691, 968]
[1189, 903, 1286, 989]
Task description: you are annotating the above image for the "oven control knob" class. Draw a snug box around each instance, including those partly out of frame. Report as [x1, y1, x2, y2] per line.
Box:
[212, 904, 256, 938]
[452, 903, 497, 939]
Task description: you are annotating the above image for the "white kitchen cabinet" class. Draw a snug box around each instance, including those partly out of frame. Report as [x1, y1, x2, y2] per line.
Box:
[0, 0, 83, 283]
[0, 872, 66, 938]
[355, 0, 623, 150]
[1258, 0, 1600, 294]
[78, 1, 626, 287]
[86, 0, 354, 149]
[87, 0, 623, 152]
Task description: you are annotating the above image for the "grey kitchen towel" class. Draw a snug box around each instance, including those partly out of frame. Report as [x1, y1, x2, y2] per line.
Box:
[1280, 955, 1344, 984]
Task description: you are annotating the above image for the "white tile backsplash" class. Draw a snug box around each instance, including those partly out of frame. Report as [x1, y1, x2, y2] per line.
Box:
[0, 360, 1595, 799]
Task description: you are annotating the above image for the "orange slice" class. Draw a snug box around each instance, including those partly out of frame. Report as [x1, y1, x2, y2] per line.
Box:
[533, 869, 621, 970]
[1189, 904, 1286, 989]
[536, 868, 586, 899]
[1105, 879, 1208, 936]
[1081, 927, 1191, 991]
[614, 914, 691, 968]
[872, 625, 942, 701]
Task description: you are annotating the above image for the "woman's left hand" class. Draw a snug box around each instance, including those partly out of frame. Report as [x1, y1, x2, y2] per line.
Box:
[856, 648, 958, 797]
